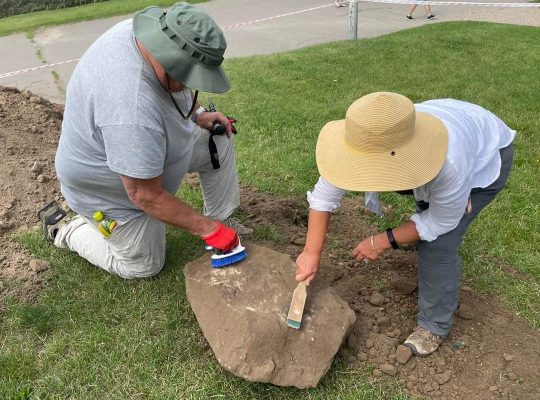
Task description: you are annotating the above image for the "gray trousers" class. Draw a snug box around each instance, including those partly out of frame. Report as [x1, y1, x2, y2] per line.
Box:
[416, 144, 514, 336]
[55, 127, 240, 279]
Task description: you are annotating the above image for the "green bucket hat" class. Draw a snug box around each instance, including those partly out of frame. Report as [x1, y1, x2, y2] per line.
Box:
[133, 2, 230, 93]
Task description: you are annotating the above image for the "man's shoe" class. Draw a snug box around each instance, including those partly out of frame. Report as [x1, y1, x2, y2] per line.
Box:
[38, 201, 67, 242]
[404, 327, 443, 357]
[406, 15, 414, 20]
[223, 216, 253, 236]
[427, 14, 437, 20]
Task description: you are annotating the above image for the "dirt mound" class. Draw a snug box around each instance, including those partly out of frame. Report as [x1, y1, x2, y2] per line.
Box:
[1, 86, 539, 399]
[0, 86, 64, 307]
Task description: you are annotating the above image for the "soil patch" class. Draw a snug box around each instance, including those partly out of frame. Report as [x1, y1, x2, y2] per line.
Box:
[0, 86, 64, 308]
[1, 86, 539, 399]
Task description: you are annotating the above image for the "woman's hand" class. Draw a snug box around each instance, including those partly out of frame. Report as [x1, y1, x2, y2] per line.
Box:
[295, 250, 320, 285]
[352, 234, 386, 263]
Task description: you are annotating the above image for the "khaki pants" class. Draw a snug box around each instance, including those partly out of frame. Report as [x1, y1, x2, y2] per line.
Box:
[55, 127, 240, 279]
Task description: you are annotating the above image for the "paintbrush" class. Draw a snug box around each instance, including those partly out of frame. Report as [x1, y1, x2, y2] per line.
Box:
[286, 281, 308, 329]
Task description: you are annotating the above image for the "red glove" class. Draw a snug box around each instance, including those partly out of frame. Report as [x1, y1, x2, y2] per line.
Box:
[227, 116, 237, 134]
[202, 222, 239, 253]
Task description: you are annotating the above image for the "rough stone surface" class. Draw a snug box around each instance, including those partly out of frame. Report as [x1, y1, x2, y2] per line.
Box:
[389, 277, 418, 295]
[184, 244, 356, 388]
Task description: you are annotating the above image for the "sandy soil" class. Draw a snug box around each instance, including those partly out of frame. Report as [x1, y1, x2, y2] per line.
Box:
[0, 86, 539, 399]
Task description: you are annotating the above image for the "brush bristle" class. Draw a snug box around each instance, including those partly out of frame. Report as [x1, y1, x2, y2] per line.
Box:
[211, 250, 247, 268]
[286, 319, 301, 329]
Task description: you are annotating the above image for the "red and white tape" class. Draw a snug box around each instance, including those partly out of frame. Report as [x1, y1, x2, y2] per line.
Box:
[354, 0, 538, 7]
[220, 3, 335, 30]
[0, 1, 537, 80]
[0, 59, 79, 79]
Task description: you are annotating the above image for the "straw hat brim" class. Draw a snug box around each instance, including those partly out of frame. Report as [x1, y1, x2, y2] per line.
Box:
[316, 112, 448, 192]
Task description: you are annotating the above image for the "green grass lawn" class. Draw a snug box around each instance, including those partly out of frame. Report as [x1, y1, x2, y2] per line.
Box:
[1, 21, 539, 399]
[0, 0, 205, 37]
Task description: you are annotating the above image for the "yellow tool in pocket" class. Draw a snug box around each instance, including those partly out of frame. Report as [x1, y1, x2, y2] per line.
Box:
[93, 211, 118, 237]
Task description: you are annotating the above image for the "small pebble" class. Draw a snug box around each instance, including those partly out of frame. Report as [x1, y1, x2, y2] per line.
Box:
[369, 292, 385, 306]
[452, 340, 465, 350]
[379, 363, 397, 377]
[503, 353, 514, 362]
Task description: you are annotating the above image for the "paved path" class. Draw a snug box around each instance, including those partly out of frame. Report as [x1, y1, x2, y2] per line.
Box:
[0, 0, 538, 103]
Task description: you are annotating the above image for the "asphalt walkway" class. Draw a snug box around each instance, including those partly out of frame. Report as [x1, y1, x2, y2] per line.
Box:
[0, 0, 538, 103]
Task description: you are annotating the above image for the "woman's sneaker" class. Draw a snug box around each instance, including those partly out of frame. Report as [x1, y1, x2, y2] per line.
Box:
[38, 201, 67, 242]
[406, 15, 414, 20]
[404, 327, 443, 356]
[427, 14, 437, 20]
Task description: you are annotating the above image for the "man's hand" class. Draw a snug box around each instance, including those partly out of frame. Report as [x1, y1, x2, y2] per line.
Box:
[196, 111, 233, 137]
[295, 250, 320, 285]
[202, 222, 239, 253]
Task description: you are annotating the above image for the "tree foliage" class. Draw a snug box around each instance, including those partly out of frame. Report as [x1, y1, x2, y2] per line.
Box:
[0, 0, 109, 18]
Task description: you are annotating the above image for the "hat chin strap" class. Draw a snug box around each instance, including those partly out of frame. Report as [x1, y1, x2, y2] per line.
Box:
[168, 88, 199, 120]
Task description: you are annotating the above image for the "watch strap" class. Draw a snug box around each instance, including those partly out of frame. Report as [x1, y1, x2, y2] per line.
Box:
[386, 228, 399, 250]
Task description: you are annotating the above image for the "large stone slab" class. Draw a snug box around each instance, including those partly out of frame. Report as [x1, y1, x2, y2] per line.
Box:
[184, 244, 356, 388]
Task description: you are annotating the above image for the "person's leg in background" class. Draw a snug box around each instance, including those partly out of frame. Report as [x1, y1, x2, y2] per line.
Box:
[406, 4, 417, 19]
[424, 3, 437, 19]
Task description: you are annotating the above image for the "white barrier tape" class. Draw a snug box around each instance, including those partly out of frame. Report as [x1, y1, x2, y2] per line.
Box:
[354, 0, 539, 7]
[0, 0, 537, 80]
[221, 3, 335, 30]
[0, 58, 79, 79]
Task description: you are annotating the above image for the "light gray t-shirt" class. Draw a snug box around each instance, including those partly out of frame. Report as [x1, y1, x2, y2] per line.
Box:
[56, 20, 196, 221]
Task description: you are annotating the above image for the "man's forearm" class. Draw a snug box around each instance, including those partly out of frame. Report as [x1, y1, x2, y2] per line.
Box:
[136, 188, 216, 237]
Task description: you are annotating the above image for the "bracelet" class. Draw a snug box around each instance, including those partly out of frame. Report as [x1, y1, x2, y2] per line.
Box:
[191, 105, 207, 123]
[385, 228, 399, 250]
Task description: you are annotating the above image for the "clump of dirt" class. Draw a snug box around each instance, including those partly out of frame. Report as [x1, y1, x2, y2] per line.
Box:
[1, 86, 539, 399]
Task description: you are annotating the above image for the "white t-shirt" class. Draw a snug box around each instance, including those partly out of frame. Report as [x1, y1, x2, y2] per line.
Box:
[56, 20, 197, 221]
[307, 99, 516, 242]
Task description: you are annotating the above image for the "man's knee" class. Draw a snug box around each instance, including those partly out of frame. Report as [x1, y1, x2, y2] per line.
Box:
[115, 253, 165, 279]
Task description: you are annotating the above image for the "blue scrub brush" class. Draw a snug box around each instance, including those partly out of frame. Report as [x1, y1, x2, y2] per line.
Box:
[210, 242, 247, 268]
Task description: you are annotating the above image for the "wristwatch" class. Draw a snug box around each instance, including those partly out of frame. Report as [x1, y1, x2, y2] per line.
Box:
[385, 228, 400, 250]
[191, 105, 207, 123]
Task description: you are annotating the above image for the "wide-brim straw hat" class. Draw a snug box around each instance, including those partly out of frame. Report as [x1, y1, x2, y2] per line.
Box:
[316, 92, 448, 192]
[133, 2, 230, 93]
